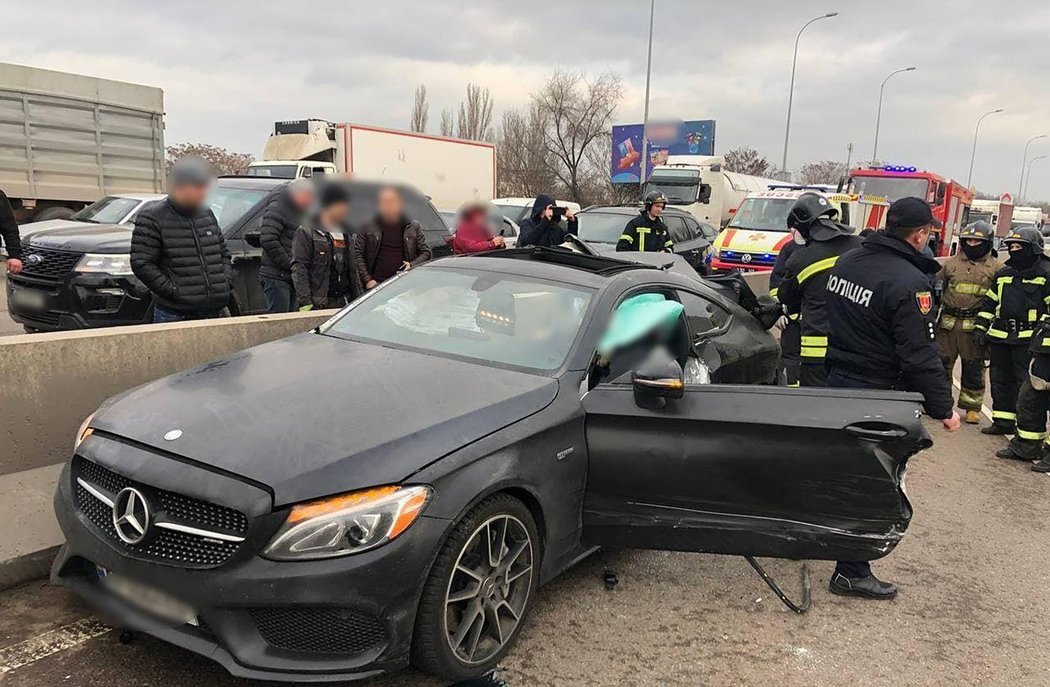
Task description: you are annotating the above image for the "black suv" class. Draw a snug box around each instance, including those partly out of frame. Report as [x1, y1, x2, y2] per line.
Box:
[6, 178, 450, 332]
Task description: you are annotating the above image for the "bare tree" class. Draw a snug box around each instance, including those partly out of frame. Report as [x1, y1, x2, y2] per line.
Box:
[439, 108, 454, 137]
[534, 70, 623, 204]
[456, 83, 495, 141]
[165, 143, 254, 176]
[723, 147, 772, 177]
[496, 103, 557, 198]
[798, 160, 847, 186]
[410, 84, 429, 133]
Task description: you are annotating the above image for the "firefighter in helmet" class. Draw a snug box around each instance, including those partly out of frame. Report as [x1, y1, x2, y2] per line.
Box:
[974, 227, 1050, 436]
[776, 193, 862, 387]
[937, 221, 1002, 424]
[617, 191, 673, 253]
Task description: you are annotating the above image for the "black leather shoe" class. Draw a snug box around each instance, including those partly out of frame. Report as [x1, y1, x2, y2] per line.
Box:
[829, 572, 898, 599]
[996, 446, 1037, 461]
[1032, 458, 1050, 473]
[981, 424, 1014, 436]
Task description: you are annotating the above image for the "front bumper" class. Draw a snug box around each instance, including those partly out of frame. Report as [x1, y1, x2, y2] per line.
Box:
[51, 459, 449, 682]
[6, 271, 151, 331]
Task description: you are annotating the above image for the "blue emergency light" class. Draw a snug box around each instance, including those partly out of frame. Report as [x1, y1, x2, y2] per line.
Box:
[882, 165, 918, 173]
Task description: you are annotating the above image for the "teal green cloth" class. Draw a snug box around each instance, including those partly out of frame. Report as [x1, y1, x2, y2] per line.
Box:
[597, 293, 684, 356]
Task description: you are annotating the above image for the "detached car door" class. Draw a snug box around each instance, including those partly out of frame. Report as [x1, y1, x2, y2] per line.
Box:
[581, 384, 931, 562]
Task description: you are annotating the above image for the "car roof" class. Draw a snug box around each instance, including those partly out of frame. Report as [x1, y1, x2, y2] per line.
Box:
[437, 248, 664, 288]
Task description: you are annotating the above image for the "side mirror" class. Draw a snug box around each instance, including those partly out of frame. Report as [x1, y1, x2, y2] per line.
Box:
[632, 347, 684, 409]
[244, 230, 262, 248]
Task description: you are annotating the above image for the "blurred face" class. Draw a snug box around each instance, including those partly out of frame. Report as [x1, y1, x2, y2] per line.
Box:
[322, 201, 350, 226]
[542, 205, 554, 220]
[378, 188, 403, 223]
[290, 187, 315, 210]
[170, 182, 209, 210]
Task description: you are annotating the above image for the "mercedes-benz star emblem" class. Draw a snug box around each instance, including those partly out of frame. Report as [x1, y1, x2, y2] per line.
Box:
[112, 487, 151, 545]
[740, 253, 753, 264]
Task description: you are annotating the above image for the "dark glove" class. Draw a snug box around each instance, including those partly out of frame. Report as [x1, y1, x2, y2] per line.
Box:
[750, 295, 785, 331]
[973, 329, 988, 348]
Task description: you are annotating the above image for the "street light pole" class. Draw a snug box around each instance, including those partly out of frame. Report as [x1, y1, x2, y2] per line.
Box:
[1023, 155, 1047, 201]
[781, 12, 838, 175]
[1018, 134, 1047, 199]
[966, 108, 1004, 188]
[871, 67, 916, 164]
[639, 0, 656, 195]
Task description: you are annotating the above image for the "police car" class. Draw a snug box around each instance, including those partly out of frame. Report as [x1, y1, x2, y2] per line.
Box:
[710, 187, 851, 272]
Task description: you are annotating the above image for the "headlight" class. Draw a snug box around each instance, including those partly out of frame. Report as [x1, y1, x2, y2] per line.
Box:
[75, 412, 95, 450]
[262, 485, 431, 561]
[75, 253, 134, 276]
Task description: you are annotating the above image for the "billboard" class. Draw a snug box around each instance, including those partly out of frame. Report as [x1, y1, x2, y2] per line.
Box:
[611, 119, 716, 184]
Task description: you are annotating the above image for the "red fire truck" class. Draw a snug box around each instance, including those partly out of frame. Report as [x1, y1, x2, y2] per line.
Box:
[847, 165, 974, 257]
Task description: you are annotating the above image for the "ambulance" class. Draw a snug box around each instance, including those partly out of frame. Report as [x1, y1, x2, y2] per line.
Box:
[709, 187, 851, 272]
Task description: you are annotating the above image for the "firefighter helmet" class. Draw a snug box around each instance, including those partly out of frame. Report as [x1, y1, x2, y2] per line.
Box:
[1003, 226, 1045, 251]
[644, 191, 668, 211]
[959, 220, 993, 243]
[787, 193, 838, 230]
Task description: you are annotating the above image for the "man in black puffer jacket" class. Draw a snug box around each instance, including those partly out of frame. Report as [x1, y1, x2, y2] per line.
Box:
[259, 179, 315, 312]
[131, 158, 233, 323]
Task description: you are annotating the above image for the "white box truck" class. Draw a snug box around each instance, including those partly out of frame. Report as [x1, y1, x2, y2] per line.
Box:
[644, 155, 782, 227]
[0, 62, 165, 222]
[247, 120, 496, 210]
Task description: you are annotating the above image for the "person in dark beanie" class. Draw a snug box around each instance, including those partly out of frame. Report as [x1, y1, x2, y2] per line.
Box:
[260, 179, 315, 312]
[0, 188, 22, 275]
[131, 158, 233, 323]
[354, 185, 431, 289]
[517, 194, 577, 248]
[291, 182, 361, 311]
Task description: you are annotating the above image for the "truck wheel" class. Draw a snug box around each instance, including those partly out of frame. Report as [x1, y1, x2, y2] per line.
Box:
[412, 494, 539, 682]
[34, 206, 75, 222]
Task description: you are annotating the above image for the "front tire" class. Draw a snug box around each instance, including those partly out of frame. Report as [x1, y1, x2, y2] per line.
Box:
[411, 494, 539, 682]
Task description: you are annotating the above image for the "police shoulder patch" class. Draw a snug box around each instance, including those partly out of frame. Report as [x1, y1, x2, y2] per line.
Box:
[916, 291, 933, 314]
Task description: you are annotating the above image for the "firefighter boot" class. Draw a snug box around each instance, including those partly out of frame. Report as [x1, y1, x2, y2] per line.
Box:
[965, 410, 982, 424]
[982, 423, 1014, 436]
[997, 438, 1041, 461]
[1032, 443, 1050, 473]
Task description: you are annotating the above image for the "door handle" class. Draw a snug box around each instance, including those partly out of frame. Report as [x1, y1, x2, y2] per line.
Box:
[845, 424, 908, 441]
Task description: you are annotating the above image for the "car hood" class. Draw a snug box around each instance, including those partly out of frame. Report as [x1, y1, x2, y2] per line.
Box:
[24, 223, 132, 253]
[92, 333, 559, 506]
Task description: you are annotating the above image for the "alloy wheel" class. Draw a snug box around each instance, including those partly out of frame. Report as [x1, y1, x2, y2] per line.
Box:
[443, 514, 534, 665]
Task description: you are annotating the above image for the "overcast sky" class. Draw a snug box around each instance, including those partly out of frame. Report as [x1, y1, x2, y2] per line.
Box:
[4, 0, 1050, 199]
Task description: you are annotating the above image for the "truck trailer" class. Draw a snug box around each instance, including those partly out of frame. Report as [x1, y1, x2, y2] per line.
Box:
[247, 119, 496, 210]
[0, 62, 165, 223]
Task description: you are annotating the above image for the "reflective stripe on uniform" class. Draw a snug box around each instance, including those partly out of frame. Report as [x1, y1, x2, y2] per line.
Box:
[1016, 428, 1048, 441]
[664, 239, 673, 248]
[636, 227, 650, 251]
[800, 347, 827, 358]
[769, 287, 779, 299]
[801, 335, 828, 346]
[788, 312, 800, 321]
[977, 311, 995, 320]
[1019, 329, 1034, 338]
[993, 411, 1017, 421]
[1030, 309, 1039, 322]
[958, 389, 984, 406]
[619, 234, 634, 244]
[1023, 277, 1047, 285]
[950, 282, 986, 294]
[797, 256, 839, 284]
[988, 328, 1008, 338]
[985, 288, 999, 302]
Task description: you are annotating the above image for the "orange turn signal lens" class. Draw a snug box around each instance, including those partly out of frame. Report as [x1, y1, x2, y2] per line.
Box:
[287, 485, 400, 524]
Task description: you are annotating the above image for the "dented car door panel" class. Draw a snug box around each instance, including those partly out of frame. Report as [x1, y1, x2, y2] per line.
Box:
[581, 384, 932, 562]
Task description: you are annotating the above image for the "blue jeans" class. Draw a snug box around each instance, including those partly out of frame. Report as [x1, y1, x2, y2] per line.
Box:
[153, 306, 227, 324]
[260, 276, 296, 313]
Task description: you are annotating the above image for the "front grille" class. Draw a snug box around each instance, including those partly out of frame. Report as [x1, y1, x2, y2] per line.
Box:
[249, 608, 387, 655]
[18, 246, 83, 280]
[73, 456, 248, 569]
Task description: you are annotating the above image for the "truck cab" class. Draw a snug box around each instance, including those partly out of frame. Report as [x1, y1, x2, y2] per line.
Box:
[645, 155, 781, 228]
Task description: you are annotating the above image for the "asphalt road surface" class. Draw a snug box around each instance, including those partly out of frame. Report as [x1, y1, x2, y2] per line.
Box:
[0, 271, 23, 336]
[0, 419, 1047, 686]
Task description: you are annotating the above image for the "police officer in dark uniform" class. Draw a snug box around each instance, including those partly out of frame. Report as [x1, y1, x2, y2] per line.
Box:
[777, 193, 862, 387]
[769, 239, 803, 386]
[824, 197, 960, 599]
[974, 227, 1050, 436]
[617, 191, 673, 253]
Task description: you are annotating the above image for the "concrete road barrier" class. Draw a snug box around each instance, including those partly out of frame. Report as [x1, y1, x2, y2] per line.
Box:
[0, 309, 336, 588]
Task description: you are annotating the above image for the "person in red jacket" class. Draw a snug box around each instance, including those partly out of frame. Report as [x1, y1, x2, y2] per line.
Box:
[451, 202, 505, 254]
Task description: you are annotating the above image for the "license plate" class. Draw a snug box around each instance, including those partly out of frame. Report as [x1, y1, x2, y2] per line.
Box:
[11, 287, 48, 311]
[97, 566, 198, 626]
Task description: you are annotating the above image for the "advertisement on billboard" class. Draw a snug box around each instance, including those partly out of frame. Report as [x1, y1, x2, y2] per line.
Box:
[610, 119, 716, 183]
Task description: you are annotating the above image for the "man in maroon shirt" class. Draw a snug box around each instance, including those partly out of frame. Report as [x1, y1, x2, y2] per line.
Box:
[354, 186, 432, 289]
